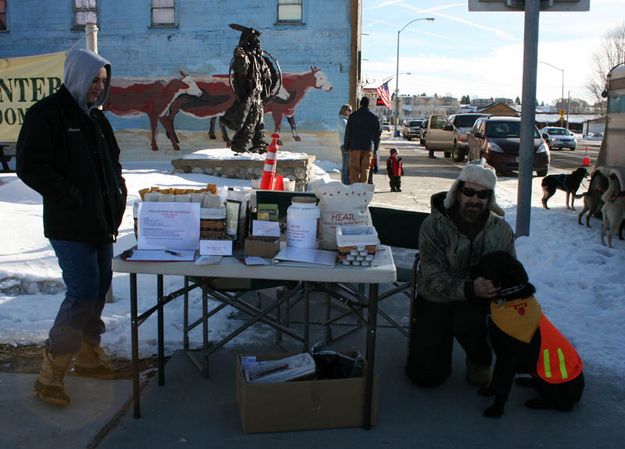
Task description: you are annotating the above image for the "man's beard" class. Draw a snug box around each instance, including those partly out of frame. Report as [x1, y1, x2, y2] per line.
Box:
[461, 203, 486, 222]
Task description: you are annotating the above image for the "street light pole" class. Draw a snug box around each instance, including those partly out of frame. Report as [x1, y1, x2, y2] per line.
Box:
[539, 61, 565, 127]
[393, 17, 434, 137]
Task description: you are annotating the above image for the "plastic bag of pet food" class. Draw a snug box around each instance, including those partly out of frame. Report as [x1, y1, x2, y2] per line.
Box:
[310, 180, 374, 250]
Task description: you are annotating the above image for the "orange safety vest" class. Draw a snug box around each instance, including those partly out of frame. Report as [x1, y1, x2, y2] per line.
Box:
[536, 314, 583, 384]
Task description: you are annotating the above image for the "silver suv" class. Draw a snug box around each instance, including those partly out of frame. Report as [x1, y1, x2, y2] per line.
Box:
[401, 119, 421, 141]
[448, 113, 490, 162]
[540, 126, 576, 151]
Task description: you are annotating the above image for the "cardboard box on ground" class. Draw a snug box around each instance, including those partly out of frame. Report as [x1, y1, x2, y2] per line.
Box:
[236, 352, 379, 433]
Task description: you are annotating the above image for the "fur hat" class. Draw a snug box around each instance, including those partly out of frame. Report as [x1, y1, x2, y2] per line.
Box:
[443, 160, 505, 216]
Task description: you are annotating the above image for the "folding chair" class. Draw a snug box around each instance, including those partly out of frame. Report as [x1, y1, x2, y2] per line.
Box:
[323, 206, 429, 342]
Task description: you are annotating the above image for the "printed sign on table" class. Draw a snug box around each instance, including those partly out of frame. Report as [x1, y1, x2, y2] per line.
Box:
[138, 202, 200, 250]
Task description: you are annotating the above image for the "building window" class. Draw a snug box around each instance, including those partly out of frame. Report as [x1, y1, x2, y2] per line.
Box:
[151, 0, 176, 27]
[0, 0, 8, 32]
[73, 0, 97, 29]
[277, 0, 302, 23]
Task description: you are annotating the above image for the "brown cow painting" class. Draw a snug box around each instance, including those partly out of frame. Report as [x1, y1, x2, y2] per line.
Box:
[102, 71, 202, 151]
[105, 67, 333, 151]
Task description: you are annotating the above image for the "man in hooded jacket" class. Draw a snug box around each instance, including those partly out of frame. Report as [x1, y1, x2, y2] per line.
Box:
[17, 48, 127, 406]
[405, 161, 516, 388]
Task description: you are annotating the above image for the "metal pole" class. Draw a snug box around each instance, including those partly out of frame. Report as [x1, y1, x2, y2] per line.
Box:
[516, 0, 540, 238]
[85, 23, 98, 53]
[560, 69, 564, 127]
[567, 90, 571, 128]
[394, 30, 400, 137]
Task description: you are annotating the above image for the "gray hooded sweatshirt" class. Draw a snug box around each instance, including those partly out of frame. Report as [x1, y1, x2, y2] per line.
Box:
[63, 47, 111, 114]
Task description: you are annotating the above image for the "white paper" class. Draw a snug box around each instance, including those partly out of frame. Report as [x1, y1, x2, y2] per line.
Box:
[138, 202, 200, 250]
[273, 247, 336, 268]
[252, 220, 281, 237]
[124, 249, 196, 262]
[195, 255, 223, 265]
[199, 239, 233, 256]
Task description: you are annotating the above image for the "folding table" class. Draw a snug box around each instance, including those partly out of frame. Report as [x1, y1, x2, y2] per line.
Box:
[112, 246, 396, 429]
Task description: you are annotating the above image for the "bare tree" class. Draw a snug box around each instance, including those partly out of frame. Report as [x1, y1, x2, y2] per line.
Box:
[586, 23, 625, 110]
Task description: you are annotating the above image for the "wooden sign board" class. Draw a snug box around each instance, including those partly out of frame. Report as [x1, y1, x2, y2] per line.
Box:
[468, 0, 590, 11]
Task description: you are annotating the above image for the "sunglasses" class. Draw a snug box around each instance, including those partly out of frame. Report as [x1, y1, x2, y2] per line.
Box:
[460, 187, 492, 199]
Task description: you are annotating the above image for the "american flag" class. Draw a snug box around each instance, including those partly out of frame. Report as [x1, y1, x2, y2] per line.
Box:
[376, 81, 391, 109]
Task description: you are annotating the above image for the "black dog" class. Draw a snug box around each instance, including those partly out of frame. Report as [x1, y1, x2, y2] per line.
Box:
[470, 252, 584, 418]
[542, 167, 588, 210]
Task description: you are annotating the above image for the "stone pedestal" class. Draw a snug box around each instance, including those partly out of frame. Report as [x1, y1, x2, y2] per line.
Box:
[171, 154, 316, 191]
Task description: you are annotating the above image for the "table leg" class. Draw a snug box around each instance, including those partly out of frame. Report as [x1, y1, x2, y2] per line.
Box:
[303, 283, 310, 351]
[130, 273, 141, 418]
[157, 274, 165, 386]
[183, 276, 189, 350]
[364, 283, 379, 430]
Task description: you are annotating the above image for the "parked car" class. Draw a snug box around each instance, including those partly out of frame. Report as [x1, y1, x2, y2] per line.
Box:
[402, 119, 421, 141]
[448, 113, 490, 162]
[382, 121, 391, 132]
[425, 115, 459, 158]
[418, 119, 428, 145]
[540, 126, 576, 150]
[467, 116, 550, 176]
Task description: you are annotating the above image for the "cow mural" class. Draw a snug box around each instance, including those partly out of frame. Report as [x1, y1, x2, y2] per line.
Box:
[105, 67, 333, 151]
[102, 71, 202, 151]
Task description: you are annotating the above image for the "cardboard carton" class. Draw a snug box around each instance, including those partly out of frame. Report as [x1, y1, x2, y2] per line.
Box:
[244, 236, 280, 258]
[236, 353, 378, 433]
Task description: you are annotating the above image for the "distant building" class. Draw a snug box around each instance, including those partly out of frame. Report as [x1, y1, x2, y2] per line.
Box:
[478, 102, 518, 117]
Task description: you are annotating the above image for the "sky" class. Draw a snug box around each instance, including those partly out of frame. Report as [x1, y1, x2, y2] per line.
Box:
[1, 151, 624, 384]
[361, 0, 625, 105]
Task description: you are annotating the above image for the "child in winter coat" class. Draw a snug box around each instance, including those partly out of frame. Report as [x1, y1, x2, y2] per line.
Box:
[386, 148, 403, 192]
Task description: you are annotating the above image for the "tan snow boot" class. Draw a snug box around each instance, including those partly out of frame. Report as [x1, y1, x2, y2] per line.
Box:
[466, 358, 491, 386]
[73, 341, 123, 379]
[33, 349, 73, 406]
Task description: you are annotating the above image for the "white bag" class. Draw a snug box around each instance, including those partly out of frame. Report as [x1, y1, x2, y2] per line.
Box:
[311, 180, 374, 250]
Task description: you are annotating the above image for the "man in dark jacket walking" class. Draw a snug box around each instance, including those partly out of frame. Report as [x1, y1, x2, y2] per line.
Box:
[344, 96, 381, 183]
[17, 48, 127, 407]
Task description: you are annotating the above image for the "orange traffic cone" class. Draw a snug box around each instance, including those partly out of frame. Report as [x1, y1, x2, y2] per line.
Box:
[582, 147, 591, 167]
[259, 134, 280, 190]
[273, 174, 284, 191]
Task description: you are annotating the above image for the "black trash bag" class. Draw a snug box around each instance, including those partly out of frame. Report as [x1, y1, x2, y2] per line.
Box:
[310, 343, 364, 380]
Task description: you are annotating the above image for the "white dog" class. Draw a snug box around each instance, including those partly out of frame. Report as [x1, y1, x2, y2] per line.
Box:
[600, 176, 625, 248]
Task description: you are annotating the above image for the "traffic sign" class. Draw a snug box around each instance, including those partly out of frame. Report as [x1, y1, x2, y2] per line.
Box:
[468, 0, 590, 11]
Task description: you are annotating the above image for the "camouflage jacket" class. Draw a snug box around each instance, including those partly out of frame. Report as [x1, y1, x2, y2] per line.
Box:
[416, 194, 515, 304]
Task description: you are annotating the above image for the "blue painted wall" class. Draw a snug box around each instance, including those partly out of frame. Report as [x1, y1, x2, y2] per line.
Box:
[0, 1, 355, 159]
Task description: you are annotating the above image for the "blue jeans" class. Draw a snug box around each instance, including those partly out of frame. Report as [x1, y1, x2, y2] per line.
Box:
[48, 239, 113, 356]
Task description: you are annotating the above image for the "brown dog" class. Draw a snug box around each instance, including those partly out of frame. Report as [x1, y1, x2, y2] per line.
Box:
[600, 176, 625, 248]
[541, 167, 588, 210]
[577, 171, 609, 227]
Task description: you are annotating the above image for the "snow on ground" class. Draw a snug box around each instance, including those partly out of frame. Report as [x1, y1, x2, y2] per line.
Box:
[0, 152, 623, 382]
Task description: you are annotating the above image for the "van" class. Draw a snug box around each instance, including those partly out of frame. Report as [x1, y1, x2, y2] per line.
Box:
[596, 62, 625, 188]
[425, 115, 458, 158]
[448, 113, 490, 162]
[467, 116, 550, 176]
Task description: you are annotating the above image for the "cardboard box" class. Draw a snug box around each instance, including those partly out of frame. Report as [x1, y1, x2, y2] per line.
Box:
[236, 353, 378, 433]
[244, 236, 280, 258]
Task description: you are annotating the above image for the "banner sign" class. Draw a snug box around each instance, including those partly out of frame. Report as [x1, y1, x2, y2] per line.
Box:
[0, 51, 66, 141]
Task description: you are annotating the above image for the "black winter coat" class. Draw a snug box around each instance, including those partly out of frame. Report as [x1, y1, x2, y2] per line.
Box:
[343, 107, 381, 152]
[16, 85, 127, 244]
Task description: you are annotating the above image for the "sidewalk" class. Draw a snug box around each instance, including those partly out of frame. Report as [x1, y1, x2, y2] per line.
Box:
[2, 151, 623, 449]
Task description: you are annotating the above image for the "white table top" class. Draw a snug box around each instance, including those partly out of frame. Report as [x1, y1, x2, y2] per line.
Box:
[113, 246, 397, 284]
